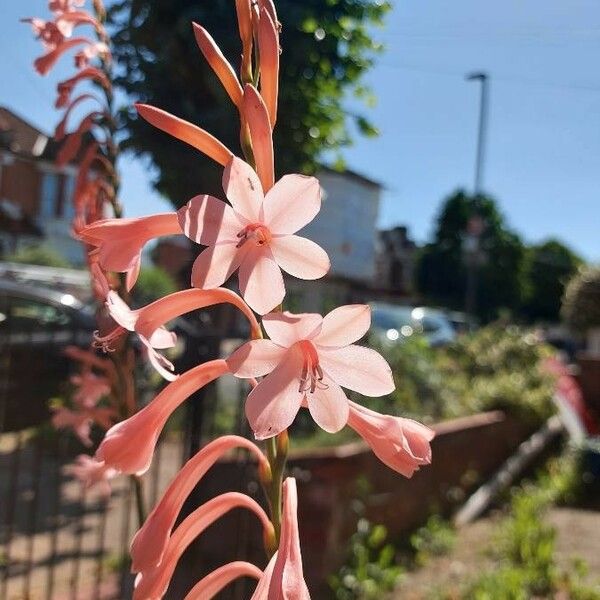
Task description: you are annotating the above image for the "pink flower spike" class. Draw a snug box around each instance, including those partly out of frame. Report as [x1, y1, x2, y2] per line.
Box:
[184, 561, 263, 600]
[65, 455, 116, 497]
[78, 213, 182, 290]
[71, 371, 110, 408]
[132, 492, 274, 600]
[33, 36, 91, 75]
[130, 435, 269, 572]
[250, 478, 310, 599]
[178, 157, 329, 314]
[96, 360, 229, 475]
[243, 84, 274, 191]
[228, 306, 393, 439]
[347, 401, 435, 478]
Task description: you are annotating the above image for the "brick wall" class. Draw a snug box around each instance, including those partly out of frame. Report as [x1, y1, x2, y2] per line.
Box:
[165, 411, 533, 598]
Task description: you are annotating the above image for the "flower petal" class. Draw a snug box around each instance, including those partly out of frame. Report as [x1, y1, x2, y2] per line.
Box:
[319, 345, 395, 396]
[314, 305, 371, 347]
[270, 235, 330, 280]
[238, 246, 284, 315]
[306, 377, 349, 433]
[227, 339, 287, 378]
[263, 174, 321, 234]
[178, 195, 242, 245]
[191, 243, 246, 289]
[245, 350, 303, 439]
[222, 157, 264, 223]
[262, 312, 323, 347]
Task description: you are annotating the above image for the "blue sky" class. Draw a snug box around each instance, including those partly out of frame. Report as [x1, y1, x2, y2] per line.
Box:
[2, 1, 599, 260]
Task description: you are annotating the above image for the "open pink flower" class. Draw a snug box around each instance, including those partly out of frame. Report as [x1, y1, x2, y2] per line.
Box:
[65, 454, 116, 497]
[131, 435, 269, 572]
[250, 478, 310, 599]
[78, 213, 182, 290]
[347, 401, 434, 478]
[227, 305, 394, 439]
[96, 360, 229, 475]
[133, 492, 274, 600]
[52, 404, 114, 446]
[178, 157, 330, 314]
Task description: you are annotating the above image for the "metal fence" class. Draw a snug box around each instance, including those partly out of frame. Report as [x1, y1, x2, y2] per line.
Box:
[0, 280, 255, 599]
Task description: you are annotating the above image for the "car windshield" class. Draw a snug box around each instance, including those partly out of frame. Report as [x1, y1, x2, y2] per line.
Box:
[371, 306, 414, 330]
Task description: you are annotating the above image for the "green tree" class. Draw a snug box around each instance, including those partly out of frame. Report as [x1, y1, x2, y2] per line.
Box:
[6, 244, 73, 268]
[416, 190, 526, 322]
[522, 239, 582, 322]
[109, 0, 389, 207]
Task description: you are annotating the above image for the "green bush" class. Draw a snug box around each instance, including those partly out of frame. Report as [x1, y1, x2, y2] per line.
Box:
[6, 244, 73, 268]
[329, 519, 404, 600]
[410, 515, 456, 567]
[375, 324, 556, 425]
[562, 264, 600, 332]
[131, 266, 177, 305]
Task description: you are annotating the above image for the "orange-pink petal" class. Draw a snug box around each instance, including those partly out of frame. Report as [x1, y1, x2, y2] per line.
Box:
[192, 23, 243, 108]
[306, 376, 349, 434]
[135, 103, 234, 166]
[238, 246, 284, 315]
[263, 174, 321, 234]
[184, 561, 263, 600]
[242, 84, 274, 191]
[178, 194, 242, 245]
[96, 360, 228, 475]
[245, 349, 303, 439]
[261, 312, 322, 347]
[222, 157, 264, 223]
[131, 435, 268, 572]
[270, 234, 330, 280]
[133, 492, 274, 600]
[314, 305, 371, 347]
[258, 8, 279, 127]
[191, 243, 248, 290]
[227, 339, 288, 378]
[318, 345, 395, 397]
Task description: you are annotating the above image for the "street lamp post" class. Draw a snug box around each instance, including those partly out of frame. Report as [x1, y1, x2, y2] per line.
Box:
[464, 72, 489, 318]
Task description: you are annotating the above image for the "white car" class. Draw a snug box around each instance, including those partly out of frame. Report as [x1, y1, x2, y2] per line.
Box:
[369, 302, 456, 347]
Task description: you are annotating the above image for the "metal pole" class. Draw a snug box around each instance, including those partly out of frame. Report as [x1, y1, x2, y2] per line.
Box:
[467, 72, 489, 196]
[464, 72, 489, 318]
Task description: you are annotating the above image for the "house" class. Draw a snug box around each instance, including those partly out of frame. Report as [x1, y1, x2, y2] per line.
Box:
[153, 166, 385, 314]
[0, 106, 84, 264]
[375, 225, 417, 296]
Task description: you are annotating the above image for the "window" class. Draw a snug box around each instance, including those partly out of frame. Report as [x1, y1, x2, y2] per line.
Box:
[8, 297, 71, 332]
[39, 172, 59, 220]
[62, 175, 76, 220]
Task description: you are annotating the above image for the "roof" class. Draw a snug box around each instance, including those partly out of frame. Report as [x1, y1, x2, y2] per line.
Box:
[319, 165, 383, 189]
[0, 106, 49, 158]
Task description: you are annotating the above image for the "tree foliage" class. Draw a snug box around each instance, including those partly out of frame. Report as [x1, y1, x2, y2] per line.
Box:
[108, 0, 389, 207]
[416, 190, 526, 322]
[522, 239, 582, 322]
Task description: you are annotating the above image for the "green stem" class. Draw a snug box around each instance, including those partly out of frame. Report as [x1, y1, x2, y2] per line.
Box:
[264, 431, 289, 550]
[132, 475, 147, 528]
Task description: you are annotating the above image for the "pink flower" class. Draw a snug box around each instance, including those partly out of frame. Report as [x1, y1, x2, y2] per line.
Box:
[251, 478, 310, 599]
[98, 287, 261, 380]
[178, 157, 330, 314]
[347, 401, 434, 478]
[133, 492, 274, 600]
[52, 404, 114, 446]
[184, 561, 263, 600]
[96, 360, 229, 475]
[71, 371, 110, 408]
[56, 67, 110, 108]
[227, 305, 394, 439]
[100, 291, 178, 381]
[130, 435, 269, 572]
[65, 455, 116, 497]
[78, 213, 182, 291]
[49, 0, 85, 14]
[33, 36, 91, 75]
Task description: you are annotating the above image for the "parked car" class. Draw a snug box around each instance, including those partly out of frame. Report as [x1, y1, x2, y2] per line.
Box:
[0, 280, 96, 431]
[369, 302, 456, 347]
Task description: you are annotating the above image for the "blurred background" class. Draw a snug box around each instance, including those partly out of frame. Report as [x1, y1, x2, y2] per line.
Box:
[0, 0, 599, 598]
